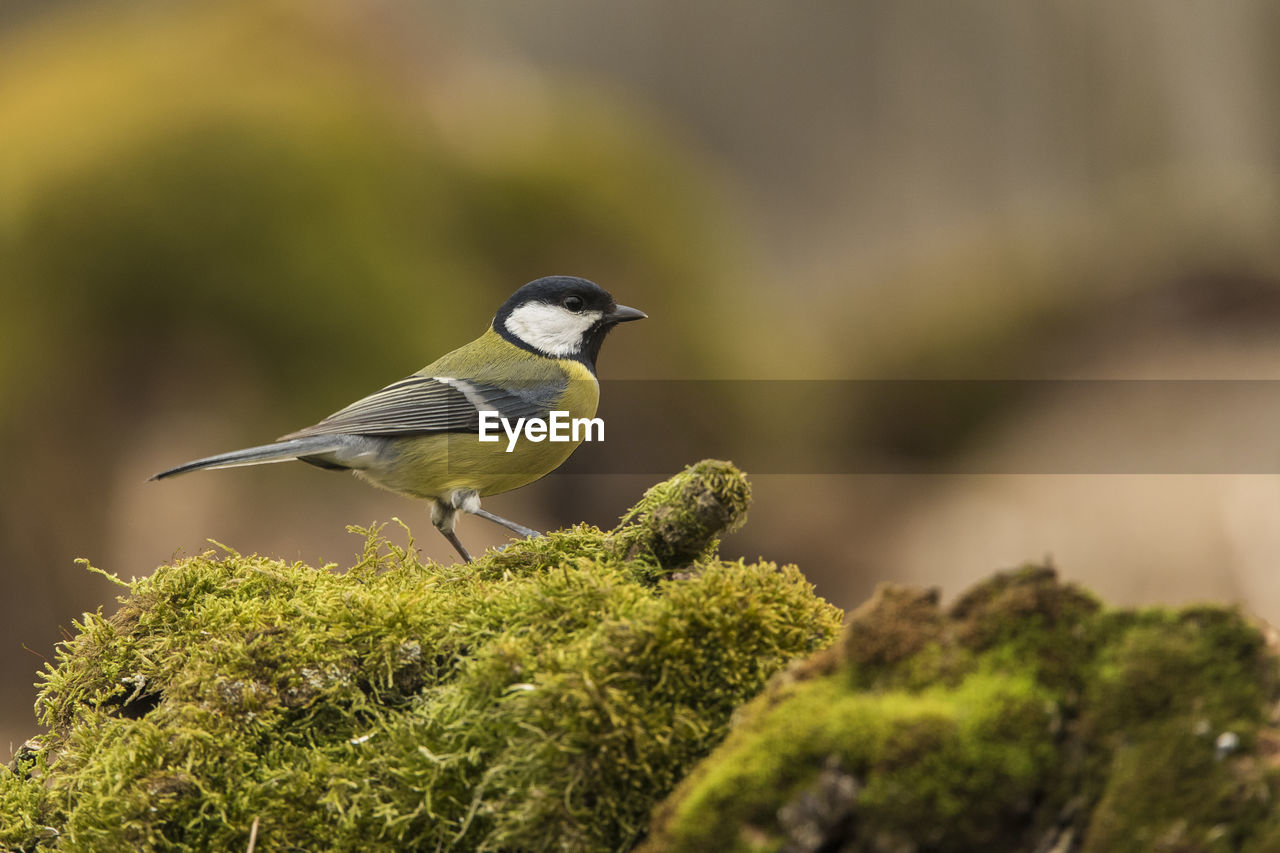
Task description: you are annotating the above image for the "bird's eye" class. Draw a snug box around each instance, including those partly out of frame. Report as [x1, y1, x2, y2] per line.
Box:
[562, 296, 584, 312]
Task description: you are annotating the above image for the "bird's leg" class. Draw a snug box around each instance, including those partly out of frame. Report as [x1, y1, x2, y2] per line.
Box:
[434, 491, 540, 561]
[471, 508, 541, 539]
[449, 488, 540, 539]
[431, 498, 473, 563]
[442, 529, 473, 563]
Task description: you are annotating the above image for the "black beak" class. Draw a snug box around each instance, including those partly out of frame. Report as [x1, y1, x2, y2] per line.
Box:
[607, 304, 647, 323]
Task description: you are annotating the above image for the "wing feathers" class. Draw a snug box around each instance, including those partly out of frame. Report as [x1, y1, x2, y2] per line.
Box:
[281, 374, 561, 439]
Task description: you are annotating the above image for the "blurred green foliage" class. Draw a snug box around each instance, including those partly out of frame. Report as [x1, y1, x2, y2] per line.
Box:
[0, 1, 724, 425]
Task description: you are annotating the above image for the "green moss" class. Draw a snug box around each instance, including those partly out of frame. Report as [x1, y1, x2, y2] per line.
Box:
[643, 567, 1280, 853]
[1087, 607, 1274, 733]
[652, 671, 1058, 853]
[1082, 720, 1272, 853]
[0, 462, 841, 852]
[608, 459, 752, 575]
[11, 480, 1280, 852]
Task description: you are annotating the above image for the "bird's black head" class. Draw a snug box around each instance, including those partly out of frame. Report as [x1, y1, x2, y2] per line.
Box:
[493, 275, 646, 371]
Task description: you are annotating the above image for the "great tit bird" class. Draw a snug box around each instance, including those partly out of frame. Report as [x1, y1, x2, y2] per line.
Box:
[152, 276, 646, 561]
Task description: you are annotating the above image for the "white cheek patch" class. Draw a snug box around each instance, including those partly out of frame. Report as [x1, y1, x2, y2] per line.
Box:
[503, 302, 602, 357]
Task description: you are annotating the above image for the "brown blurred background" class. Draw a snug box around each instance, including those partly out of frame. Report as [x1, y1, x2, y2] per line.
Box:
[4, 0, 1280, 752]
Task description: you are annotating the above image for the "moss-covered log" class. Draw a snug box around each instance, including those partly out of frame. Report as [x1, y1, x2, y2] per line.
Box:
[0, 461, 840, 851]
[8, 465, 1280, 852]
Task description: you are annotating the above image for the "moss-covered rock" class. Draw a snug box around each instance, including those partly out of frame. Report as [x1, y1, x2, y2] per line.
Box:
[642, 566, 1280, 853]
[0, 462, 841, 852]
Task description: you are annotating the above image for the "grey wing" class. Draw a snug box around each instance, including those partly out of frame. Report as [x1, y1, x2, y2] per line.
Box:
[279, 374, 562, 439]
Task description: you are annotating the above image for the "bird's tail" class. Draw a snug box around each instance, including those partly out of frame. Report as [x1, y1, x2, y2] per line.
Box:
[150, 436, 353, 481]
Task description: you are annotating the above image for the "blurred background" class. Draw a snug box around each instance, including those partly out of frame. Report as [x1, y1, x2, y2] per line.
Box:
[4, 0, 1280, 751]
